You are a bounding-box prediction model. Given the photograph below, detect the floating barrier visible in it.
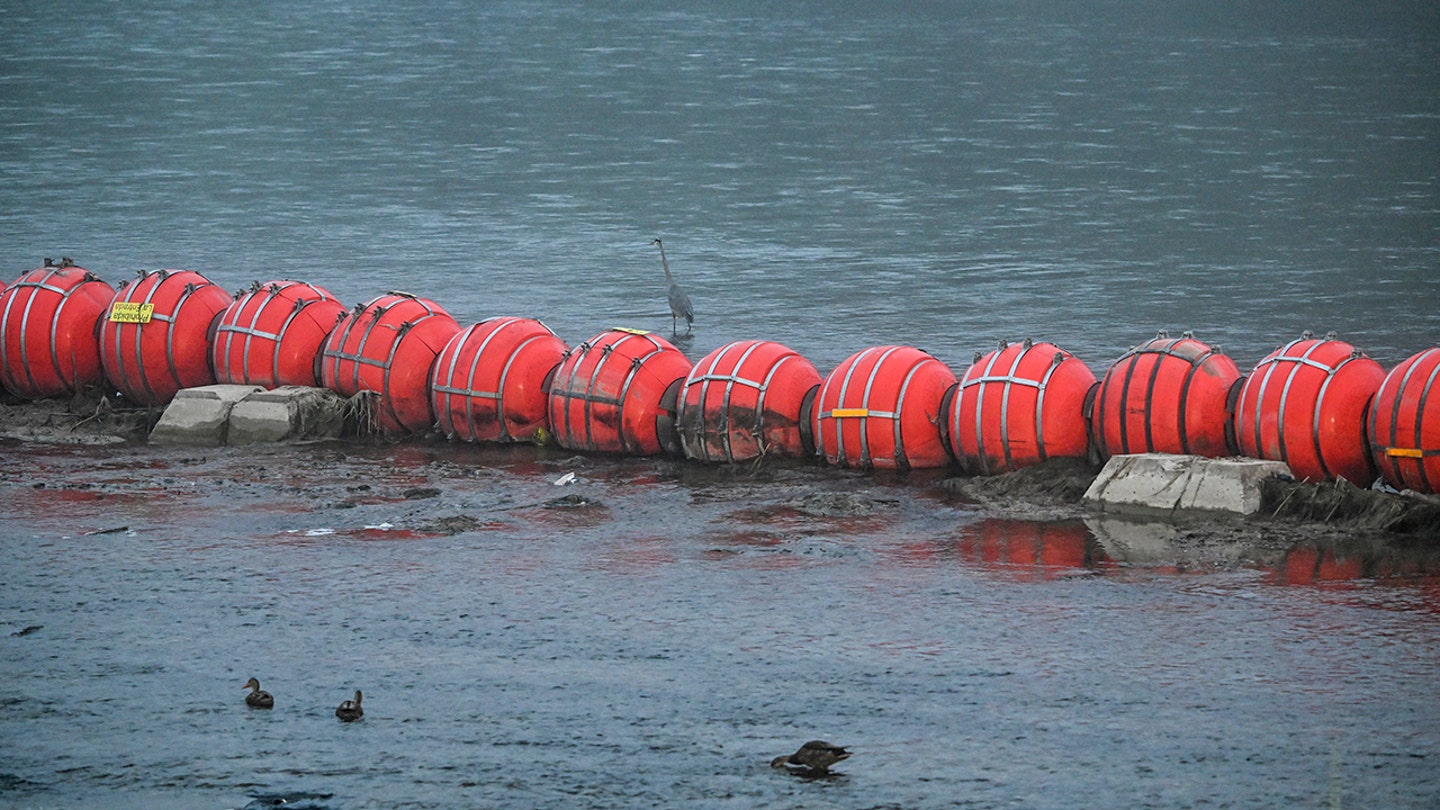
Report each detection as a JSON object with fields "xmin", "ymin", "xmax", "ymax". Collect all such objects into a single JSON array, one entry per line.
[
  {"xmin": 948, "ymin": 340, "xmax": 1097, "ymax": 474},
  {"xmin": 431, "ymin": 317, "xmax": 568, "ymax": 443},
  {"xmin": 675, "ymin": 339, "xmax": 821, "ymax": 463},
  {"xmin": 547, "ymin": 328, "xmax": 691, "ymax": 455},
  {"xmin": 1091, "ymin": 331, "xmax": 1242, "ymax": 459},
  {"xmin": 812, "ymin": 345, "xmax": 956, "ymax": 470},
  {"xmin": 1367, "ymin": 347, "xmax": 1440, "ymax": 494},
  {"xmin": 319, "ymin": 292, "xmax": 461, "ymax": 435},
  {"xmin": 212, "ymin": 280, "xmax": 347, "ymax": 388},
  {"xmin": 8, "ymin": 258, "xmax": 1439, "ymax": 496},
  {"xmin": 1233, "ymin": 333, "xmax": 1386, "ymax": 484},
  {"xmin": 99, "ymin": 269, "xmax": 233, "ymax": 406},
  {"xmin": 0, "ymin": 260, "xmax": 115, "ymax": 399}
]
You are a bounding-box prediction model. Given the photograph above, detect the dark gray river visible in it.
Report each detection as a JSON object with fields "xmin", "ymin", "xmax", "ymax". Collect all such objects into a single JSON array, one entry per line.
[{"xmin": 2, "ymin": 1, "xmax": 1439, "ymax": 807}]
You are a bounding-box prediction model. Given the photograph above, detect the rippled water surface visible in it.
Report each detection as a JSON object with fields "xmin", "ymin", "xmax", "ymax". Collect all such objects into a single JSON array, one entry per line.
[
  {"xmin": 1, "ymin": 441, "xmax": 1439, "ymax": 810},
  {"xmin": 2, "ymin": 1, "xmax": 1439, "ymax": 808}
]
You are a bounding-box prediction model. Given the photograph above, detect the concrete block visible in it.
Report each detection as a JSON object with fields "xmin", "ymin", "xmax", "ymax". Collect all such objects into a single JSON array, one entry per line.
[
  {"xmin": 228, "ymin": 386, "xmax": 348, "ymax": 444},
  {"xmin": 150, "ymin": 385, "xmax": 263, "ymax": 446},
  {"xmin": 1083, "ymin": 453, "xmax": 1293, "ymax": 517}
]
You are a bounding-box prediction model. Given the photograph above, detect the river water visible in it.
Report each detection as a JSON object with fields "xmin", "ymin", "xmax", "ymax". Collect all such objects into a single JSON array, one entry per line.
[{"xmin": 2, "ymin": 1, "xmax": 1439, "ymax": 808}]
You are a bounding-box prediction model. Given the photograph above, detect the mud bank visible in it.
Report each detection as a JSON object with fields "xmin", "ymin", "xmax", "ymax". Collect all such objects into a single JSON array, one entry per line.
[{"xmin": 4, "ymin": 391, "xmax": 1437, "ymax": 553}]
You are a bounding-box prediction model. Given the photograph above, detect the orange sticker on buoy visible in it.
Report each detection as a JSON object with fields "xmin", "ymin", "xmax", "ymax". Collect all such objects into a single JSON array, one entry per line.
[
  {"xmin": 108, "ymin": 302, "xmax": 155, "ymax": 324},
  {"xmin": 830, "ymin": 408, "xmax": 870, "ymax": 418},
  {"xmin": 1386, "ymin": 447, "xmax": 1425, "ymax": 459}
]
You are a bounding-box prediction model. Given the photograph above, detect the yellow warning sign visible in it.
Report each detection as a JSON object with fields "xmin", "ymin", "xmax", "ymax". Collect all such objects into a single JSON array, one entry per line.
[
  {"xmin": 613, "ymin": 327, "xmax": 651, "ymax": 335},
  {"xmin": 109, "ymin": 302, "xmax": 155, "ymax": 324}
]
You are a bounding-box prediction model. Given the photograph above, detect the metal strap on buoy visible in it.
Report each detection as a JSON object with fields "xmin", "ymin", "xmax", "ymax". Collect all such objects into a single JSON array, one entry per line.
[
  {"xmin": 549, "ymin": 330, "xmax": 671, "ymax": 453},
  {"xmin": 1370, "ymin": 347, "xmax": 1440, "ymax": 492},
  {"xmin": 215, "ymin": 281, "xmax": 331, "ymax": 383},
  {"xmin": 1, "ymin": 269, "xmax": 65, "ymax": 392},
  {"xmin": 959, "ymin": 340, "xmax": 1053, "ymax": 474},
  {"xmin": 817, "ymin": 345, "xmax": 938, "ymax": 470},
  {"xmin": 431, "ymin": 317, "xmax": 555, "ymax": 441},
  {"xmin": 321, "ymin": 293, "xmax": 450, "ymax": 430},
  {"xmin": 682, "ymin": 339, "xmax": 777, "ymax": 462},
  {"xmin": 1251, "ymin": 336, "xmax": 1361, "ymax": 481},
  {"xmin": 110, "ymin": 271, "xmax": 181, "ymax": 406},
  {"xmin": 1, "ymin": 267, "xmax": 107, "ymax": 395},
  {"xmin": 819, "ymin": 345, "xmax": 892, "ymax": 467},
  {"xmin": 1100, "ymin": 331, "xmax": 1226, "ymax": 455}
]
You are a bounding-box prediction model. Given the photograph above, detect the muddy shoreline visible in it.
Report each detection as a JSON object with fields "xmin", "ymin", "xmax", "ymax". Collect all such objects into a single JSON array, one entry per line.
[{"xmin": 4, "ymin": 390, "xmax": 1437, "ymax": 558}]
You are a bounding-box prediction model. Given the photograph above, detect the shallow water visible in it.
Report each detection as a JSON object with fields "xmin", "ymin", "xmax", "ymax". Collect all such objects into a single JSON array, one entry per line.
[
  {"xmin": 3, "ymin": 1, "xmax": 1440, "ymax": 807},
  {"xmin": 2, "ymin": 440, "xmax": 1439, "ymax": 809}
]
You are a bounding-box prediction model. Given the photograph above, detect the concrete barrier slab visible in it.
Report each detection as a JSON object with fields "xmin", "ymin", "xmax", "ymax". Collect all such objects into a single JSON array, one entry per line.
[
  {"xmin": 150, "ymin": 384, "xmax": 264, "ymax": 446},
  {"xmin": 228, "ymin": 386, "xmax": 348, "ymax": 444},
  {"xmin": 1083, "ymin": 453, "xmax": 1293, "ymax": 517}
]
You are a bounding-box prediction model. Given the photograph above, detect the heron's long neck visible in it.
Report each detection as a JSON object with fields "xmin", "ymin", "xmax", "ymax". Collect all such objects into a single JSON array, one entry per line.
[{"xmin": 658, "ymin": 246, "xmax": 674, "ymax": 283}]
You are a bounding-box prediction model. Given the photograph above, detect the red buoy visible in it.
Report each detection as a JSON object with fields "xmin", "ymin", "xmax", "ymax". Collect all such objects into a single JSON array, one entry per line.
[
  {"xmin": 547, "ymin": 328, "xmax": 691, "ymax": 455},
  {"xmin": 811, "ymin": 345, "xmax": 957, "ymax": 470},
  {"xmin": 98, "ymin": 269, "xmax": 233, "ymax": 406},
  {"xmin": 212, "ymin": 280, "xmax": 347, "ymax": 388},
  {"xmin": 0, "ymin": 260, "xmax": 115, "ymax": 399},
  {"xmin": 319, "ymin": 292, "xmax": 461, "ymax": 435},
  {"xmin": 430, "ymin": 317, "xmax": 568, "ymax": 443},
  {"xmin": 676, "ymin": 340, "xmax": 822, "ymax": 463},
  {"xmin": 1233, "ymin": 334, "xmax": 1385, "ymax": 484},
  {"xmin": 948, "ymin": 340, "xmax": 1098, "ymax": 474},
  {"xmin": 1367, "ymin": 347, "xmax": 1440, "ymax": 494},
  {"xmin": 1091, "ymin": 331, "xmax": 1242, "ymax": 459}
]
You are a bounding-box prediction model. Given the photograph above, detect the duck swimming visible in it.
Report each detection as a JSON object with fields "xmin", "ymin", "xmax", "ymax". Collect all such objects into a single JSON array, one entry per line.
[
  {"xmin": 335, "ymin": 690, "xmax": 363, "ymax": 722},
  {"xmin": 242, "ymin": 677, "xmax": 274, "ymax": 709},
  {"xmin": 771, "ymin": 740, "xmax": 851, "ymax": 776}
]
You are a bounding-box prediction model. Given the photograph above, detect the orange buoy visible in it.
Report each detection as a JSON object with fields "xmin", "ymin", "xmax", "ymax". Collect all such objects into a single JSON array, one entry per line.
[
  {"xmin": 546, "ymin": 328, "xmax": 691, "ymax": 455},
  {"xmin": 811, "ymin": 345, "xmax": 956, "ymax": 470},
  {"xmin": 212, "ymin": 280, "xmax": 347, "ymax": 388},
  {"xmin": 948, "ymin": 339, "xmax": 1098, "ymax": 474},
  {"xmin": 676, "ymin": 339, "xmax": 822, "ymax": 463},
  {"xmin": 98, "ymin": 269, "xmax": 233, "ymax": 406},
  {"xmin": 1091, "ymin": 331, "xmax": 1242, "ymax": 459},
  {"xmin": 1367, "ymin": 347, "xmax": 1440, "ymax": 493},
  {"xmin": 1233, "ymin": 333, "xmax": 1385, "ymax": 484},
  {"xmin": 319, "ymin": 292, "xmax": 461, "ymax": 435},
  {"xmin": 430, "ymin": 317, "xmax": 568, "ymax": 443},
  {"xmin": 0, "ymin": 260, "xmax": 115, "ymax": 399}
]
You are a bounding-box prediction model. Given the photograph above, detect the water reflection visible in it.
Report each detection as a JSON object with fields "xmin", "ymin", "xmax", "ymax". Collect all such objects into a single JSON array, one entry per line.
[
  {"xmin": 879, "ymin": 513, "xmax": 1440, "ymax": 592},
  {"xmin": 894, "ymin": 519, "xmax": 1112, "ymax": 580},
  {"xmin": 1277, "ymin": 539, "xmax": 1440, "ymax": 592}
]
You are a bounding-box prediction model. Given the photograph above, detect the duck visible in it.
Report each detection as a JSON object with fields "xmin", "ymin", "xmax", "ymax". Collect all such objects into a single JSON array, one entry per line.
[
  {"xmin": 771, "ymin": 740, "xmax": 851, "ymax": 776},
  {"xmin": 335, "ymin": 690, "xmax": 363, "ymax": 722},
  {"xmin": 242, "ymin": 677, "xmax": 274, "ymax": 709}
]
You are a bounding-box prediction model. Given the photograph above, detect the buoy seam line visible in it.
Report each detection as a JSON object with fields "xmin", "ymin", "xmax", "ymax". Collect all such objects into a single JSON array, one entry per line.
[
  {"xmin": 430, "ymin": 384, "xmax": 502, "ymax": 399},
  {"xmin": 686, "ymin": 372, "xmax": 768, "ymax": 389},
  {"xmin": 322, "ymin": 349, "xmax": 391, "ymax": 368},
  {"xmin": 960, "ymin": 373, "xmax": 1045, "ymax": 389},
  {"xmin": 9, "ymin": 279, "xmax": 71, "ymax": 295},
  {"xmin": 216, "ymin": 324, "xmax": 282, "ymax": 341}
]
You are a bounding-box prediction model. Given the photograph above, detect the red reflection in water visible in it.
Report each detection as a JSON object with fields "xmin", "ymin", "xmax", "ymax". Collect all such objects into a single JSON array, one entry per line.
[
  {"xmin": 957, "ymin": 519, "xmax": 1111, "ymax": 578},
  {"xmin": 893, "ymin": 519, "xmax": 1112, "ymax": 579},
  {"xmin": 1273, "ymin": 541, "xmax": 1440, "ymax": 587}
]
